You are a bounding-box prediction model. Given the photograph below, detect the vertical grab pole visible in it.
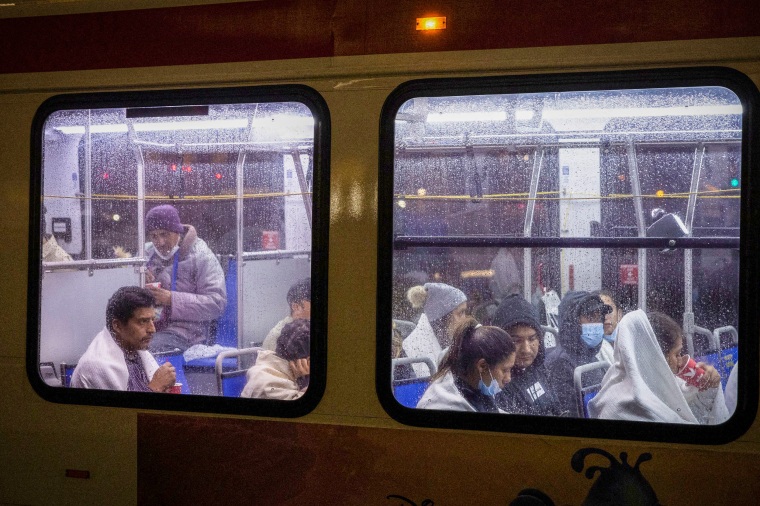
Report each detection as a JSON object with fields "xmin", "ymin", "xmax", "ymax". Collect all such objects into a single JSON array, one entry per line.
[
  {"xmin": 523, "ymin": 147, "xmax": 544, "ymax": 302},
  {"xmin": 234, "ymin": 110, "xmax": 256, "ymax": 348},
  {"xmin": 626, "ymin": 138, "xmax": 647, "ymax": 311},
  {"xmin": 84, "ymin": 112, "xmax": 93, "ymax": 262},
  {"xmin": 291, "ymin": 148, "xmax": 313, "ymax": 229},
  {"xmin": 683, "ymin": 143, "xmax": 705, "ymax": 353},
  {"xmin": 128, "ymin": 121, "xmax": 146, "ymax": 285}
]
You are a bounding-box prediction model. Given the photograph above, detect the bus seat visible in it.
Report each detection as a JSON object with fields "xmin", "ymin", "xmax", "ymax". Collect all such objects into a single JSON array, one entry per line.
[
  {"xmin": 694, "ymin": 326, "xmax": 738, "ymax": 390},
  {"xmin": 215, "ymin": 347, "xmax": 260, "ymax": 397},
  {"xmin": 573, "ymin": 361, "xmax": 610, "ymax": 418},
  {"xmin": 153, "ymin": 348, "xmax": 190, "ymax": 394},
  {"xmin": 183, "ymin": 257, "xmax": 239, "ymax": 393},
  {"xmin": 39, "ymin": 362, "xmax": 59, "ymax": 387},
  {"xmin": 392, "ymin": 357, "xmax": 436, "ymax": 408},
  {"xmin": 212, "ymin": 256, "xmax": 238, "ymax": 348},
  {"xmin": 60, "ymin": 362, "xmax": 77, "ymax": 387},
  {"xmin": 393, "ymin": 378, "xmax": 431, "ymax": 409}
]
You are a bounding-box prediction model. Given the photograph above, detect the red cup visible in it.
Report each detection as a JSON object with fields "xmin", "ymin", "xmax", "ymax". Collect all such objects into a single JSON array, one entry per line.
[
  {"xmin": 676, "ymin": 355, "xmax": 706, "ymax": 387},
  {"xmin": 169, "ymin": 383, "xmax": 182, "ymax": 394}
]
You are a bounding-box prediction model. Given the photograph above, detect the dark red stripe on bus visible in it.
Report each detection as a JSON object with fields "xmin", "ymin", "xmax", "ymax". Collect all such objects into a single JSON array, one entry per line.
[{"xmin": 1, "ymin": 0, "xmax": 758, "ymax": 74}]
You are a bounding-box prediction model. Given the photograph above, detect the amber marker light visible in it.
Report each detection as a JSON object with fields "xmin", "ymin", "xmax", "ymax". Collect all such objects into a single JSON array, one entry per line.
[{"xmin": 416, "ymin": 17, "xmax": 446, "ymax": 31}]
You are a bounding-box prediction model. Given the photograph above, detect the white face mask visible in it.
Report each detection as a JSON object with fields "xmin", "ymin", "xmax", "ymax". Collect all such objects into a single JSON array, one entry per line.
[{"xmin": 154, "ymin": 244, "xmax": 179, "ymax": 260}]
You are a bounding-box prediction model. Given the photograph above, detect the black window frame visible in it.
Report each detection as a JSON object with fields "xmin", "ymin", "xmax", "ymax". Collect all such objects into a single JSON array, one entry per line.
[
  {"xmin": 27, "ymin": 84, "xmax": 330, "ymax": 418},
  {"xmin": 376, "ymin": 67, "xmax": 760, "ymax": 444}
]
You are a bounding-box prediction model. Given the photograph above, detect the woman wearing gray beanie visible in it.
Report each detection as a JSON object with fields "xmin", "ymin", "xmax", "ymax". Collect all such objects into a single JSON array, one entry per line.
[{"xmin": 401, "ymin": 282, "xmax": 468, "ymax": 377}]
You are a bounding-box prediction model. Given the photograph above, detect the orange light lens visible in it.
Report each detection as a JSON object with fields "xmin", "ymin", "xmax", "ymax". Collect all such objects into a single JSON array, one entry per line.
[{"xmin": 416, "ymin": 17, "xmax": 446, "ymax": 31}]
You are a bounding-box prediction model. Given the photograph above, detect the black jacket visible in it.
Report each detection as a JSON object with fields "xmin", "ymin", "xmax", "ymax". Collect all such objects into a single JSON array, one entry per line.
[
  {"xmin": 492, "ymin": 295, "xmax": 563, "ymax": 416},
  {"xmin": 545, "ymin": 291, "xmax": 606, "ymax": 417}
]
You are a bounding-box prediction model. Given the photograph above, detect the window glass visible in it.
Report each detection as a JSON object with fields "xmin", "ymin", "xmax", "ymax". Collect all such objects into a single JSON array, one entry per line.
[
  {"xmin": 33, "ymin": 88, "xmax": 327, "ymax": 416},
  {"xmin": 381, "ymin": 73, "xmax": 756, "ymax": 440}
]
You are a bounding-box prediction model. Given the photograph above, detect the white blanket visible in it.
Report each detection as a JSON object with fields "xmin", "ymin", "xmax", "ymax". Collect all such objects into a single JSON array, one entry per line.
[
  {"xmin": 401, "ymin": 314, "xmax": 442, "ymax": 377},
  {"xmin": 70, "ymin": 327, "xmax": 159, "ymax": 391},
  {"xmin": 588, "ymin": 310, "xmax": 728, "ymax": 425}
]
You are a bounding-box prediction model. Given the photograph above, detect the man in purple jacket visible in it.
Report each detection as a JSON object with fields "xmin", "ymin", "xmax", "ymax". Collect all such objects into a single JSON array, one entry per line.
[{"xmin": 144, "ymin": 205, "xmax": 227, "ymax": 353}]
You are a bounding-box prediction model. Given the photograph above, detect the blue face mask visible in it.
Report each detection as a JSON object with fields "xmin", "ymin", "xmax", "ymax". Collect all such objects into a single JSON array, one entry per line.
[
  {"xmin": 603, "ymin": 326, "xmax": 618, "ymax": 344},
  {"xmin": 581, "ymin": 323, "xmax": 604, "ymax": 348},
  {"xmin": 478, "ymin": 368, "xmax": 502, "ymax": 397}
]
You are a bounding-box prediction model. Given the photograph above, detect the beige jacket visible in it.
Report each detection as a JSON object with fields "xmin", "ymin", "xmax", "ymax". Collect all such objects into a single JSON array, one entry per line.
[{"xmin": 240, "ymin": 350, "xmax": 304, "ymax": 400}]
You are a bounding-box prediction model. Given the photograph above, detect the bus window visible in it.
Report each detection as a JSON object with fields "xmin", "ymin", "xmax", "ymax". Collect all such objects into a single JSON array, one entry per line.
[
  {"xmin": 378, "ymin": 69, "xmax": 759, "ymax": 442},
  {"xmin": 30, "ymin": 86, "xmax": 329, "ymax": 417}
]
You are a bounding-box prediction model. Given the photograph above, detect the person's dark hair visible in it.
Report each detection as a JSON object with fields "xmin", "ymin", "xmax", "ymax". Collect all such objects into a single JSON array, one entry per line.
[
  {"xmin": 577, "ymin": 294, "xmax": 612, "ymax": 321},
  {"xmin": 276, "ymin": 318, "xmax": 310, "ymax": 361},
  {"xmin": 435, "ymin": 317, "xmax": 515, "ymax": 380},
  {"xmin": 594, "ymin": 289, "xmax": 621, "ymax": 312},
  {"xmin": 287, "ymin": 278, "xmax": 311, "ymax": 306},
  {"xmin": 647, "ymin": 311, "xmax": 683, "ymax": 356},
  {"xmin": 106, "ymin": 286, "xmax": 155, "ymax": 332}
]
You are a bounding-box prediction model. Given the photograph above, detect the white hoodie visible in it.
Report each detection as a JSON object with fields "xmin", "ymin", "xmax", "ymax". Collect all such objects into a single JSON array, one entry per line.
[{"xmin": 588, "ymin": 310, "xmax": 729, "ymax": 425}]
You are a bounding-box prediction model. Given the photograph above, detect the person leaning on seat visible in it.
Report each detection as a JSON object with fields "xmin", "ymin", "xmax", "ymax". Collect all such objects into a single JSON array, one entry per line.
[
  {"xmin": 261, "ymin": 277, "xmax": 311, "ymax": 351},
  {"xmin": 70, "ymin": 286, "xmax": 176, "ymax": 392},
  {"xmin": 143, "ymin": 204, "xmax": 226, "ymax": 353},
  {"xmin": 241, "ymin": 318, "xmax": 311, "ymax": 400}
]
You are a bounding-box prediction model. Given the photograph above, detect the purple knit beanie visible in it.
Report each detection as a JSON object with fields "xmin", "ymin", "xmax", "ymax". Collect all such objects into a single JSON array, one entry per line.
[{"xmin": 145, "ymin": 205, "xmax": 184, "ymax": 234}]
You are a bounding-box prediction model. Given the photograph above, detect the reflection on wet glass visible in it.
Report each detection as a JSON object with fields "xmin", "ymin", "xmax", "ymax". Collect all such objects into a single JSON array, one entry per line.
[
  {"xmin": 39, "ymin": 101, "xmax": 315, "ymax": 400},
  {"xmin": 390, "ymin": 86, "xmax": 741, "ymax": 423}
]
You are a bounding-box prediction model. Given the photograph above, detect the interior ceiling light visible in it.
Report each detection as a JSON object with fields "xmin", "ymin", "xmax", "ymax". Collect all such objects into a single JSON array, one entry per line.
[
  {"xmin": 55, "ymin": 118, "xmax": 254, "ymax": 135},
  {"xmin": 426, "ymin": 111, "xmax": 507, "ymax": 123},
  {"xmin": 515, "ymin": 110, "xmax": 535, "ymax": 121},
  {"xmin": 543, "ymin": 104, "xmax": 742, "ymax": 120}
]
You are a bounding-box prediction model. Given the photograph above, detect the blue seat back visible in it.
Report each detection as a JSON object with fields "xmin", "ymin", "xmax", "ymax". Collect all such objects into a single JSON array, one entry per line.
[
  {"xmin": 214, "ymin": 257, "xmax": 238, "ymax": 348},
  {"xmin": 582, "ymin": 390, "xmax": 599, "ymax": 418},
  {"xmin": 60, "ymin": 363, "xmax": 76, "ymax": 387},
  {"xmin": 393, "ymin": 379, "xmax": 429, "ymax": 408},
  {"xmin": 221, "ymin": 370, "xmax": 248, "ymax": 397},
  {"xmin": 154, "ymin": 350, "xmax": 190, "ymax": 394},
  {"xmin": 695, "ymin": 346, "xmax": 738, "ymax": 391}
]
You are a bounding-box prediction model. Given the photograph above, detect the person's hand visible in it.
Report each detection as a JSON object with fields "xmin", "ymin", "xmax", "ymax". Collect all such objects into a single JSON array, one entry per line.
[
  {"xmin": 289, "ymin": 358, "xmax": 310, "ymax": 379},
  {"xmin": 144, "ymin": 269, "xmax": 155, "ymax": 283},
  {"xmin": 149, "ymin": 362, "xmax": 176, "ymax": 393},
  {"xmin": 148, "ymin": 285, "xmax": 172, "ymax": 306},
  {"xmin": 696, "ymin": 362, "xmax": 721, "ymax": 391}
]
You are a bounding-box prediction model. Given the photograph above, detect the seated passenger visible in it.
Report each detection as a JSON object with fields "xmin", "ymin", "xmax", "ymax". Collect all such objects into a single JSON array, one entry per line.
[
  {"xmin": 70, "ymin": 286, "xmax": 176, "ymax": 392},
  {"xmin": 417, "ymin": 318, "xmax": 516, "ymax": 413},
  {"xmin": 402, "ymin": 283, "xmax": 468, "ymax": 376},
  {"xmin": 143, "ymin": 205, "xmax": 227, "ymax": 353},
  {"xmin": 589, "ymin": 310, "xmax": 728, "ymax": 424},
  {"xmin": 593, "ymin": 289, "xmax": 624, "ymax": 365},
  {"xmin": 492, "ymin": 294, "xmax": 562, "ymax": 416},
  {"xmin": 261, "ymin": 278, "xmax": 310, "ymax": 351},
  {"xmin": 545, "ymin": 291, "xmax": 611, "ymax": 417},
  {"xmin": 241, "ymin": 319, "xmax": 310, "ymax": 400}
]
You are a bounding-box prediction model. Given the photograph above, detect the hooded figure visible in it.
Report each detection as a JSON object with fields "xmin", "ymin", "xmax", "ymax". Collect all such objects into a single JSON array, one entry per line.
[
  {"xmin": 588, "ymin": 310, "xmax": 729, "ymax": 424},
  {"xmin": 402, "ymin": 283, "xmax": 467, "ymax": 377},
  {"xmin": 492, "ymin": 294, "xmax": 562, "ymax": 416},
  {"xmin": 545, "ymin": 291, "xmax": 611, "ymax": 417}
]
